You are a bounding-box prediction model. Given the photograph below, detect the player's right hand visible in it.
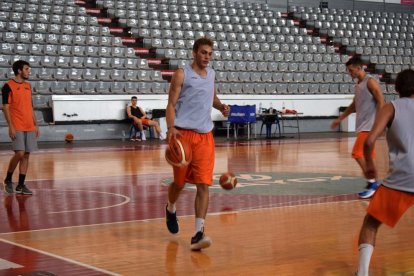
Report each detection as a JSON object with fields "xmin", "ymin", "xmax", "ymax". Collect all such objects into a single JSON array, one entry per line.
[{"xmin": 167, "ymin": 127, "xmax": 182, "ymax": 143}]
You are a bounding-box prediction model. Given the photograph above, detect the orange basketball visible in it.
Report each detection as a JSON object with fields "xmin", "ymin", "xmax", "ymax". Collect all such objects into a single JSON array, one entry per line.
[
  {"xmin": 219, "ymin": 172, "xmax": 237, "ymax": 190},
  {"xmin": 165, "ymin": 139, "xmax": 192, "ymax": 167},
  {"xmin": 65, "ymin": 133, "xmax": 74, "ymax": 143}
]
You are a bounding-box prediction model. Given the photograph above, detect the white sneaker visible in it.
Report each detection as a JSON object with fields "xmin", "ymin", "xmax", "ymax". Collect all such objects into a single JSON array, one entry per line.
[
  {"xmin": 190, "ymin": 230, "xmax": 212, "ymax": 251},
  {"xmin": 159, "ymin": 133, "xmax": 166, "ymax": 140},
  {"xmin": 141, "ymin": 132, "xmax": 146, "ymax": 141}
]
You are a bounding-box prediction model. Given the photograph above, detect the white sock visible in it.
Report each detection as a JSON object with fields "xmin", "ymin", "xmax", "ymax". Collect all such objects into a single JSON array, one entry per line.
[
  {"xmin": 367, "ymin": 179, "xmax": 376, "ymax": 183},
  {"xmin": 167, "ymin": 201, "xmax": 176, "ymax": 213},
  {"xmin": 357, "ymin": 243, "xmax": 374, "ymax": 276},
  {"xmin": 195, "ymin": 218, "xmax": 204, "ymax": 234}
]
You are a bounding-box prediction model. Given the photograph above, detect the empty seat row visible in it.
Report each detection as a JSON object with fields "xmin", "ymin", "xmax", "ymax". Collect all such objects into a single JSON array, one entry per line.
[
  {"xmin": 338, "ymin": 38, "xmax": 413, "ymax": 48},
  {"xmin": 321, "ymin": 29, "xmax": 414, "ymax": 41},
  {"xmin": 123, "ymin": 17, "xmax": 295, "ymax": 32},
  {"xmin": 99, "ymin": 0, "xmax": 269, "ymax": 13},
  {"xmin": 302, "ymin": 13, "xmax": 414, "ymax": 26},
  {"xmin": 316, "ymin": 20, "xmax": 414, "ymax": 33},
  {"xmin": 1, "ymin": 21, "xmax": 110, "ymax": 36},
  {"xmin": 216, "ymin": 71, "xmax": 353, "ymax": 84},
  {"xmin": 111, "ymin": 7, "xmax": 278, "ymax": 21},
  {"xmin": 290, "ymin": 5, "xmax": 414, "ymax": 20},
  {"xmin": 1, "ymin": 32, "xmax": 122, "ymax": 47},
  {"xmin": 370, "ymin": 55, "xmax": 414, "ymax": 66},
  {"xmin": 31, "ymin": 80, "xmax": 169, "ymax": 95},
  {"xmin": 210, "ymin": 60, "xmax": 348, "ymax": 73},
  {"xmin": 1, "ymin": 2, "xmax": 84, "ymax": 14},
  {"xmin": 212, "ymin": 51, "xmax": 340, "ymax": 62},
  {"xmin": 352, "ymin": 47, "xmax": 413, "ymax": 58},
  {"xmin": 376, "ymin": 64, "xmax": 414, "ymax": 74},
  {"xmin": 139, "ymin": 33, "xmax": 321, "ymax": 50},
  {"xmin": 148, "ymin": 38, "xmax": 326, "ymax": 54},
  {"xmin": 1, "ymin": 43, "xmax": 136, "ymax": 58},
  {"xmin": 367, "ymin": 54, "xmax": 413, "ymax": 65},
  {"xmin": 0, "ymin": 55, "xmax": 149, "ymax": 70},
  {"xmin": 216, "ymin": 82, "xmax": 354, "ymax": 95},
  {"xmin": 115, "ymin": 10, "xmax": 285, "ymax": 25},
  {"xmin": 0, "ymin": 12, "xmax": 99, "ymax": 26},
  {"xmin": 150, "ymin": 39, "xmax": 331, "ymax": 54},
  {"xmin": 130, "ymin": 26, "xmax": 307, "ymax": 40},
  {"xmin": 0, "ymin": 68, "xmax": 161, "ymax": 82}
]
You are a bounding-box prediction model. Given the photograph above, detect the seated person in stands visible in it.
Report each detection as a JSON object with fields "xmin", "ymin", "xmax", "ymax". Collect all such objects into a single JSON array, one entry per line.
[{"xmin": 126, "ymin": 96, "xmax": 165, "ymax": 141}]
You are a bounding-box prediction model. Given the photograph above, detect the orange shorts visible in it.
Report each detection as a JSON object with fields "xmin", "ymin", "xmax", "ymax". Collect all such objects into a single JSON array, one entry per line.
[
  {"xmin": 352, "ymin": 131, "xmax": 376, "ymax": 159},
  {"xmin": 173, "ymin": 129, "xmax": 215, "ymax": 186},
  {"xmin": 367, "ymin": 185, "xmax": 414, "ymax": 227},
  {"xmin": 134, "ymin": 118, "xmax": 150, "ymax": 126}
]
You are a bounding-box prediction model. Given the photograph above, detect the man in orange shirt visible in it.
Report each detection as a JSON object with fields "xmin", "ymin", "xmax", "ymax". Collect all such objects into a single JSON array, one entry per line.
[{"xmin": 2, "ymin": 60, "xmax": 38, "ymax": 195}]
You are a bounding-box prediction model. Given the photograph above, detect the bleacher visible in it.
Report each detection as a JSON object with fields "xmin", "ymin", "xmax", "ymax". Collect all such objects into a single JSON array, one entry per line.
[
  {"xmin": 0, "ymin": 0, "xmax": 169, "ymax": 98},
  {"xmin": 0, "ymin": 0, "xmax": 413, "ymax": 140},
  {"xmin": 96, "ymin": 0, "xmax": 358, "ymax": 95},
  {"xmin": 1, "ymin": 0, "xmax": 412, "ymax": 97},
  {"xmin": 290, "ymin": 5, "xmax": 414, "ymax": 88}
]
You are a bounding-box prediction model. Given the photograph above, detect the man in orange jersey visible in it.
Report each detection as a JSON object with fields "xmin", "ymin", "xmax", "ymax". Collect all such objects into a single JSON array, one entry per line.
[{"xmin": 2, "ymin": 60, "xmax": 38, "ymax": 195}]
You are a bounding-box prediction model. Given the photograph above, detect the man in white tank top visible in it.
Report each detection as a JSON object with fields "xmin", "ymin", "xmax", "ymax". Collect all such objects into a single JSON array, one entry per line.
[
  {"xmin": 164, "ymin": 37, "xmax": 230, "ymax": 251},
  {"xmin": 355, "ymin": 70, "xmax": 414, "ymax": 275},
  {"xmin": 331, "ymin": 56, "xmax": 385, "ymax": 198}
]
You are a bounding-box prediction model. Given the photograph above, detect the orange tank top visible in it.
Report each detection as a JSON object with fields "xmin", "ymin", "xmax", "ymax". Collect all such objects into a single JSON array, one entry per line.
[{"xmin": 3, "ymin": 79, "xmax": 35, "ymax": 131}]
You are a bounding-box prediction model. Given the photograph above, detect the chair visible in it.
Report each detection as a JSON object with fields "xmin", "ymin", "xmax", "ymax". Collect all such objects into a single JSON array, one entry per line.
[
  {"xmin": 125, "ymin": 82, "xmax": 139, "ymax": 94},
  {"xmin": 67, "ymin": 81, "xmax": 82, "ymax": 94},
  {"xmin": 81, "ymin": 82, "xmax": 97, "ymax": 94},
  {"xmin": 32, "ymin": 81, "xmax": 51, "ymax": 95},
  {"xmin": 110, "ymin": 82, "xmax": 125, "ymax": 94},
  {"xmin": 259, "ymin": 109, "xmax": 281, "ymax": 138},
  {"xmin": 129, "ymin": 123, "xmax": 154, "ymax": 140},
  {"xmin": 97, "ymin": 82, "xmax": 110, "ymax": 94},
  {"xmin": 51, "ymin": 81, "xmax": 67, "ymax": 94}
]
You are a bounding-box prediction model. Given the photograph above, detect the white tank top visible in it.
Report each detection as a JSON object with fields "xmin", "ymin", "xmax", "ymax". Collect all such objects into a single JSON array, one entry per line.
[
  {"xmin": 354, "ymin": 75, "xmax": 377, "ymax": 132},
  {"xmin": 174, "ymin": 64, "xmax": 215, "ymax": 133},
  {"xmin": 383, "ymin": 98, "xmax": 414, "ymax": 193}
]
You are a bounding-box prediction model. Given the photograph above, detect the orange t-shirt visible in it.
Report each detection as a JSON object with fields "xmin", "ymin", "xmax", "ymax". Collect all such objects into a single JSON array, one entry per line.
[{"xmin": 1, "ymin": 79, "xmax": 36, "ymax": 131}]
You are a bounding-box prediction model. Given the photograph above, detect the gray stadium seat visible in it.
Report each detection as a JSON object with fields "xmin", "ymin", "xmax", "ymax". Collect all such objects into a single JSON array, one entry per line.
[{"xmin": 51, "ymin": 81, "xmax": 66, "ymax": 94}]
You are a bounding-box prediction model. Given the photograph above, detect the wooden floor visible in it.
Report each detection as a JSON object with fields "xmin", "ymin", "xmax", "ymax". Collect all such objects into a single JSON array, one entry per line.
[{"xmin": 1, "ymin": 134, "xmax": 414, "ymax": 276}]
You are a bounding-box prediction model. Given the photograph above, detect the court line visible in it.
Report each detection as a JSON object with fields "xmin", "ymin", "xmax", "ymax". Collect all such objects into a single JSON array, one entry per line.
[
  {"xmin": 21, "ymin": 171, "xmax": 172, "ymax": 183},
  {"xmin": 45, "ymin": 189, "xmax": 131, "ymax": 214},
  {"xmin": 0, "ymin": 238, "xmax": 121, "ymax": 276},
  {"xmin": 0, "ymin": 195, "xmax": 362, "ymax": 236},
  {"xmin": 0, "ymin": 136, "xmax": 372, "ymax": 155}
]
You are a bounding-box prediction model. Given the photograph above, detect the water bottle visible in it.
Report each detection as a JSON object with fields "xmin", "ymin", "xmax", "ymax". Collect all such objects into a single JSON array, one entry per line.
[
  {"xmin": 269, "ymin": 102, "xmax": 274, "ymax": 113},
  {"xmin": 282, "ymin": 102, "xmax": 286, "ymax": 113},
  {"xmin": 258, "ymin": 102, "xmax": 262, "ymax": 114}
]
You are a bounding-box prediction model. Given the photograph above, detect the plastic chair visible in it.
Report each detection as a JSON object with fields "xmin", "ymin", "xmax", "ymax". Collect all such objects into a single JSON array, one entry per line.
[
  {"xmin": 259, "ymin": 109, "xmax": 281, "ymax": 138},
  {"xmin": 129, "ymin": 123, "xmax": 154, "ymax": 140}
]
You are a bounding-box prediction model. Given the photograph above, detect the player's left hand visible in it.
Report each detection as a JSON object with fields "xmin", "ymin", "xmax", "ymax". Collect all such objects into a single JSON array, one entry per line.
[
  {"xmin": 35, "ymin": 126, "xmax": 40, "ymax": 139},
  {"xmin": 364, "ymin": 160, "xmax": 377, "ymax": 179}
]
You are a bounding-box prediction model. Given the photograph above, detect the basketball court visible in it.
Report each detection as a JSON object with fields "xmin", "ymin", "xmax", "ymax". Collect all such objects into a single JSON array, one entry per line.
[{"xmin": 1, "ymin": 134, "xmax": 414, "ymax": 276}]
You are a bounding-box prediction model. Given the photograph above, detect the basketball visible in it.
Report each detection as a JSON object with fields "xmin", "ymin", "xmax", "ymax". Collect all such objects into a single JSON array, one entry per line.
[
  {"xmin": 219, "ymin": 172, "xmax": 237, "ymax": 190},
  {"xmin": 165, "ymin": 139, "xmax": 192, "ymax": 167},
  {"xmin": 65, "ymin": 133, "xmax": 74, "ymax": 143}
]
